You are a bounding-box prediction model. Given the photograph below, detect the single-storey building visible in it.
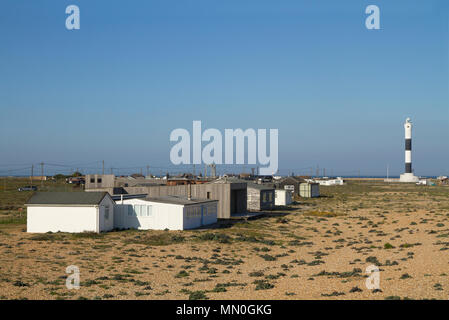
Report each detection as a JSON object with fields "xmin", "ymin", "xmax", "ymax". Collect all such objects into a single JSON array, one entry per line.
[
  {"xmin": 120, "ymin": 181, "xmax": 246, "ymax": 219},
  {"xmin": 247, "ymin": 183, "xmax": 275, "ymax": 211},
  {"xmin": 299, "ymin": 182, "xmax": 320, "ymax": 198},
  {"xmin": 26, "ymin": 192, "xmax": 114, "ymax": 233},
  {"xmin": 274, "ymin": 177, "xmax": 304, "ymax": 196},
  {"xmin": 313, "ymin": 177, "xmax": 344, "ymax": 186},
  {"xmin": 275, "ymin": 189, "xmax": 292, "ymax": 206},
  {"xmin": 86, "ymin": 175, "xmax": 247, "ymax": 219},
  {"xmin": 114, "ymin": 196, "xmax": 218, "ymax": 230}
]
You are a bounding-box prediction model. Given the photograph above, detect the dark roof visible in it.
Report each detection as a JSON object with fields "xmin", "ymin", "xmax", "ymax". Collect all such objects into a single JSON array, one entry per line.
[
  {"xmin": 144, "ymin": 195, "xmax": 218, "ymax": 206},
  {"xmin": 27, "ymin": 192, "xmax": 109, "ymax": 206}
]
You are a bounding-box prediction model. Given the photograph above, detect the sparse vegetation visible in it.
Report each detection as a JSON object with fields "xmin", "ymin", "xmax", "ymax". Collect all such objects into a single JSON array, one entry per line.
[{"xmin": 0, "ymin": 179, "xmax": 448, "ymax": 299}]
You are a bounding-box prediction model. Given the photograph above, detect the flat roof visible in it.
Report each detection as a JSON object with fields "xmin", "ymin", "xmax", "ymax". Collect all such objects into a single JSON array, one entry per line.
[
  {"xmin": 247, "ymin": 183, "xmax": 275, "ymax": 191},
  {"xmin": 143, "ymin": 195, "xmax": 218, "ymax": 206},
  {"xmin": 26, "ymin": 192, "xmax": 108, "ymax": 206},
  {"xmin": 211, "ymin": 177, "xmax": 247, "ymax": 184},
  {"xmin": 111, "ymin": 194, "xmax": 147, "ymax": 201}
]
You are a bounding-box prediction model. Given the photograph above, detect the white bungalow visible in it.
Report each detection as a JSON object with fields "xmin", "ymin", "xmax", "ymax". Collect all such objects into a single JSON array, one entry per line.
[
  {"xmin": 114, "ymin": 196, "xmax": 218, "ymax": 230},
  {"xmin": 26, "ymin": 192, "xmax": 114, "ymax": 233}
]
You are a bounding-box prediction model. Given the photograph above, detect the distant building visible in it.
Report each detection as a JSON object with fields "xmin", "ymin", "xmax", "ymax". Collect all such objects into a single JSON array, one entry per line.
[
  {"xmin": 274, "ymin": 177, "xmax": 304, "ymax": 195},
  {"xmin": 275, "ymin": 189, "xmax": 292, "ymax": 206},
  {"xmin": 66, "ymin": 176, "xmax": 85, "ymax": 185},
  {"xmin": 311, "ymin": 177, "xmax": 344, "ymax": 186},
  {"xmin": 85, "ymin": 174, "xmax": 165, "ymax": 193},
  {"xmin": 166, "ymin": 178, "xmax": 210, "ymax": 186},
  {"xmin": 26, "ymin": 192, "xmax": 114, "ymax": 233},
  {"xmin": 437, "ymin": 176, "xmax": 448, "ymax": 186},
  {"xmin": 114, "ymin": 196, "xmax": 218, "ymax": 230},
  {"xmin": 299, "ymin": 182, "xmax": 320, "ymax": 198},
  {"xmin": 31, "ymin": 176, "xmax": 47, "ymax": 181},
  {"xmin": 247, "ymin": 183, "xmax": 275, "ymax": 211},
  {"xmin": 85, "ymin": 174, "xmax": 115, "ymax": 190}
]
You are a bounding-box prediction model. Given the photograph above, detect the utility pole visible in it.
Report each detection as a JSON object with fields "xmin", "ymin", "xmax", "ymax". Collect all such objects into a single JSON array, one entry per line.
[
  {"xmin": 323, "ymin": 168, "xmax": 326, "ymax": 177},
  {"xmin": 316, "ymin": 165, "xmax": 319, "ymax": 178},
  {"xmin": 102, "ymin": 160, "xmax": 105, "ymax": 175},
  {"xmin": 40, "ymin": 162, "xmax": 44, "ymax": 187},
  {"xmin": 30, "ymin": 165, "xmax": 34, "ymax": 186},
  {"xmin": 146, "ymin": 165, "xmax": 150, "ymax": 177}
]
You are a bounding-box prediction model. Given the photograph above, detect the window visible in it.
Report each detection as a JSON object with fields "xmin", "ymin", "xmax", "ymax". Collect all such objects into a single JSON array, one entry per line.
[
  {"xmin": 206, "ymin": 205, "xmax": 216, "ymax": 216},
  {"xmin": 268, "ymin": 193, "xmax": 273, "ymax": 202},
  {"xmin": 90, "ymin": 178, "xmax": 95, "ymax": 183},
  {"xmin": 129, "ymin": 204, "xmax": 152, "ymax": 217},
  {"xmin": 97, "ymin": 178, "xmax": 102, "ymax": 183},
  {"xmin": 192, "ymin": 207, "xmax": 200, "ymax": 217},
  {"xmin": 186, "ymin": 207, "xmax": 194, "ymax": 218},
  {"xmin": 207, "ymin": 192, "xmax": 211, "ymax": 199},
  {"xmin": 104, "ymin": 206, "xmax": 110, "ymax": 220}
]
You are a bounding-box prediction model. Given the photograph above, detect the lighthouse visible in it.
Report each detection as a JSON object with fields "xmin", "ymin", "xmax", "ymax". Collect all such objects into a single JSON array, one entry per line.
[{"xmin": 399, "ymin": 117, "xmax": 419, "ymax": 182}]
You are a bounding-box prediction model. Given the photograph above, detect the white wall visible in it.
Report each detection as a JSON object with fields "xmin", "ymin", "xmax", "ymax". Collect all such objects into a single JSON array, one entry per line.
[
  {"xmin": 115, "ymin": 198, "xmax": 218, "ymax": 230},
  {"xmin": 27, "ymin": 206, "xmax": 98, "ymax": 233},
  {"xmin": 275, "ymin": 190, "xmax": 292, "ymax": 206},
  {"xmin": 115, "ymin": 198, "xmax": 184, "ymax": 230},
  {"xmin": 98, "ymin": 196, "xmax": 115, "ymax": 232}
]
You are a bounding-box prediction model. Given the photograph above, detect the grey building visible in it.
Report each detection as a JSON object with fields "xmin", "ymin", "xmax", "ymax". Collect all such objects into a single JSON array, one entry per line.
[
  {"xmin": 247, "ymin": 183, "xmax": 275, "ymax": 211},
  {"xmin": 124, "ymin": 183, "xmax": 246, "ymax": 219},
  {"xmin": 274, "ymin": 176, "xmax": 304, "ymax": 195},
  {"xmin": 85, "ymin": 174, "xmax": 165, "ymax": 194},
  {"xmin": 86, "ymin": 175, "xmax": 248, "ymax": 219},
  {"xmin": 86, "ymin": 174, "xmax": 115, "ymax": 190}
]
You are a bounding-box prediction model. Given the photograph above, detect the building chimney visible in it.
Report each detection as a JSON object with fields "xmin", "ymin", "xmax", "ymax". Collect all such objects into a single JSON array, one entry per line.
[{"xmin": 188, "ymin": 183, "xmax": 192, "ymax": 200}]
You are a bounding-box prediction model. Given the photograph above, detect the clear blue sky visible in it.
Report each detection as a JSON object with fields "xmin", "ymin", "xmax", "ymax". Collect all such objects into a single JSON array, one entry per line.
[{"xmin": 0, "ymin": 0, "xmax": 448, "ymax": 176}]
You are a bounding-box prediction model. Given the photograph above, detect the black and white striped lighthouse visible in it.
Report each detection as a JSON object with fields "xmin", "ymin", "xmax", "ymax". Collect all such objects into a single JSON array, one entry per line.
[
  {"xmin": 400, "ymin": 117, "xmax": 419, "ymax": 182},
  {"xmin": 404, "ymin": 118, "xmax": 412, "ymax": 173}
]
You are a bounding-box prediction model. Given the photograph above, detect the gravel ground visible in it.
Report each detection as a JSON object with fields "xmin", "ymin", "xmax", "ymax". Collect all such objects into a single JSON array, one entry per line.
[{"xmin": 0, "ymin": 181, "xmax": 448, "ymax": 300}]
